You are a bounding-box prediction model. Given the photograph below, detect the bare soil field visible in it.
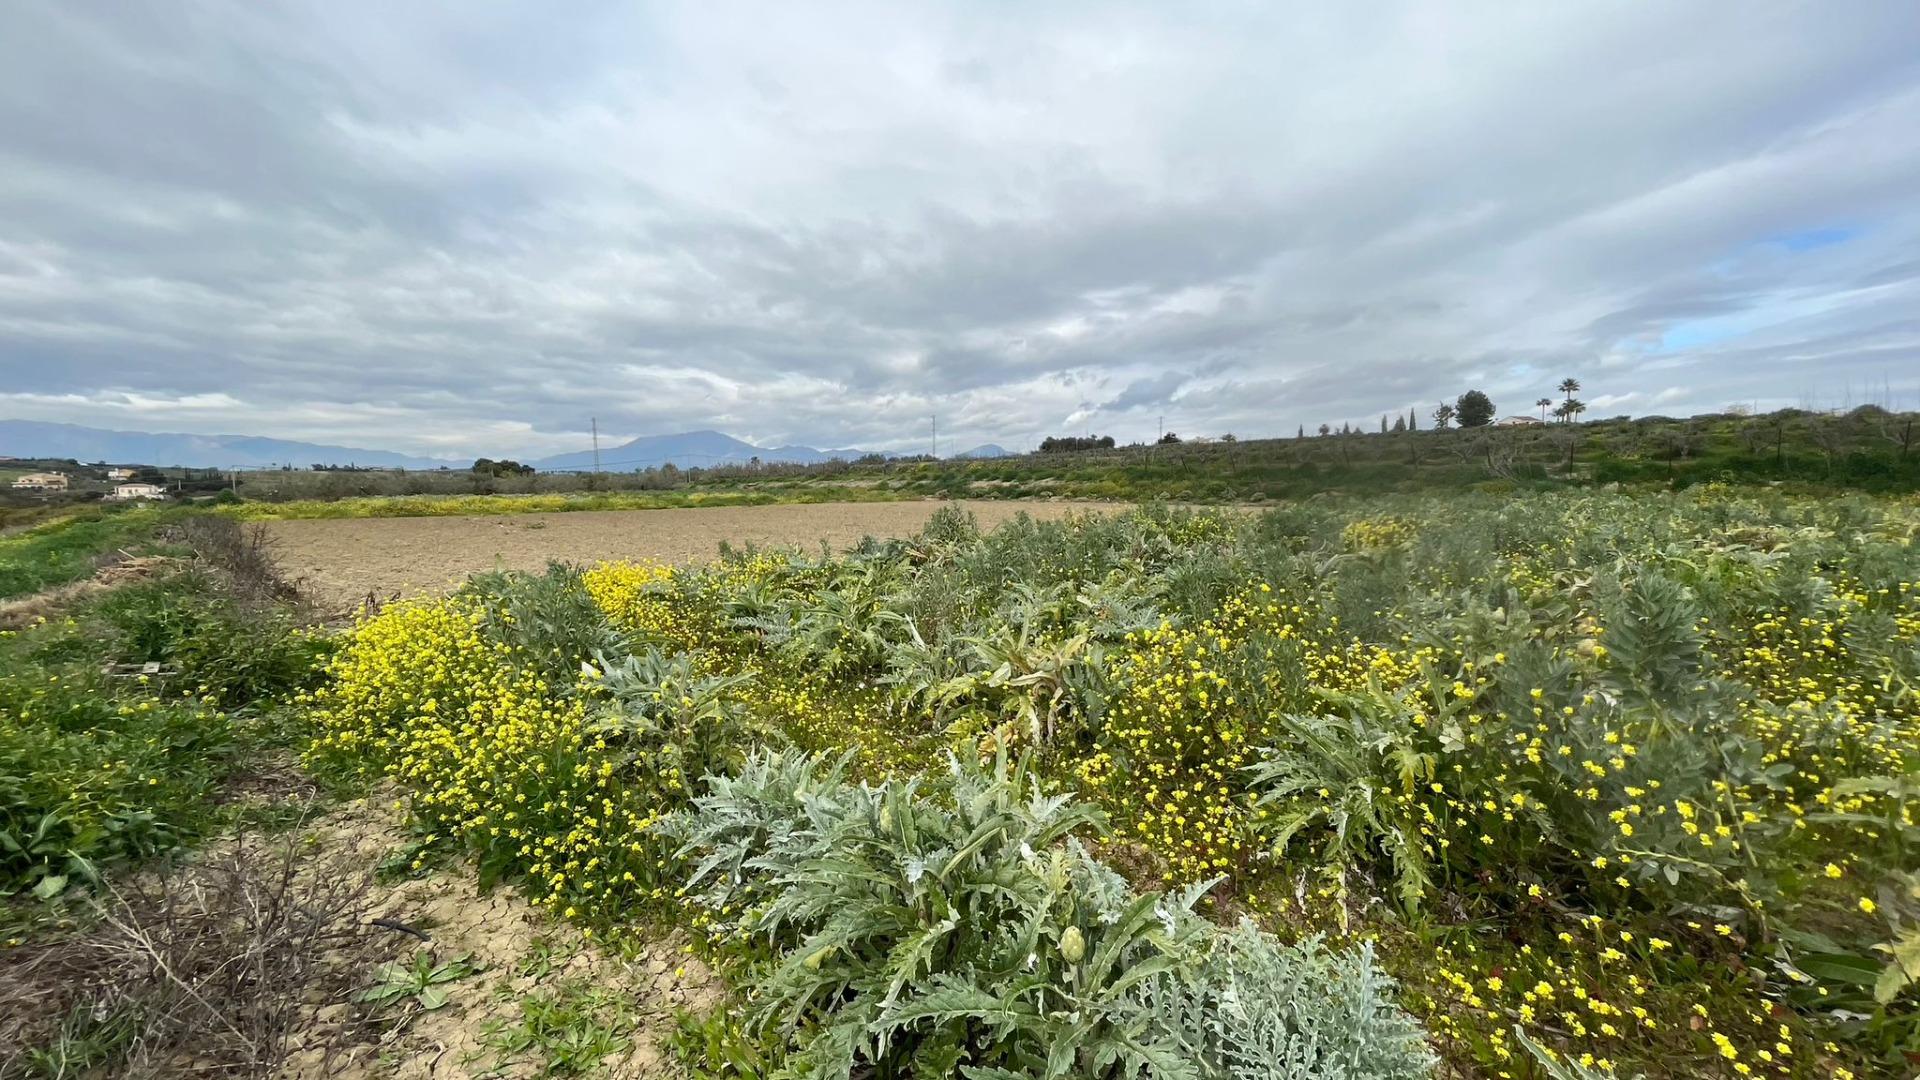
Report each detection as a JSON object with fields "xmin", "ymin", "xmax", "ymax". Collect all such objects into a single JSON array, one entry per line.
[{"xmin": 265, "ymin": 498, "xmax": 1120, "ymax": 604}]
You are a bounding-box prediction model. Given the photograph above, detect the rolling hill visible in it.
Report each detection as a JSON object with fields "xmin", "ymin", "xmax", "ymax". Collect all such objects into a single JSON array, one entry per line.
[{"xmin": 0, "ymin": 419, "xmax": 459, "ymax": 470}]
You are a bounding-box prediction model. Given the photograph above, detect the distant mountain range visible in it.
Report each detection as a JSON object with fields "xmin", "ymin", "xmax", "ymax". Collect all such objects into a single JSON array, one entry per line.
[
  {"xmin": 532, "ymin": 429, "xmax": 876, "ymax": 472},
  {"xmin": 0, "ymin": 419, "xmax": 904, "ymax": 472},
  {"xmin": 953, "ymin": 443, "xmax": 1012, "ymax": 459},
  {"xmin": 0, "ymin": 419, "xmax": 459, "ymax": 470}
]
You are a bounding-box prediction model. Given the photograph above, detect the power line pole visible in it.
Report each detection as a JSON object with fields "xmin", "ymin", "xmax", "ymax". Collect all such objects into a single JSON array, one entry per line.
[
  {"xmin": 930, "ymin": 414, "xmax": 937, "ymax": 459},
  {"xmin": 590, "ymin": 417, "xmax": 601, "ymax": 488}
]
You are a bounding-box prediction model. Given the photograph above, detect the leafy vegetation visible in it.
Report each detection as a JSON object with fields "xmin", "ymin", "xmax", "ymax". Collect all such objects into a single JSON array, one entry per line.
[
  {"xmin": 664, "ymin": 747, "xmax": 1431, "ymax": 1079},
  {"xmin": 357, "ymin": 949, "xmax": 481, "ymax": 1013},
  {"xmin": 296, "ymin": 489, "xmax": 1920, "ymax": 1077},
  {"xmin": 1454, "ymin": 389, "xmax": 1496, "ymax": 428},
  {"xmin": 0, "ymin": 563, "xmax": 325, "ymax": 903},
  {"xmin": 13, "ymin": 489, "xmax": 1909, "ymax": 1076}
]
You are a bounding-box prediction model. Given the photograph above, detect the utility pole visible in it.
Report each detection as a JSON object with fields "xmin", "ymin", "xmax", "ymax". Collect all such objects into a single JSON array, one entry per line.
[
  {"xmin": 590, "ymin": 416, "xmax": 601, "ymax": 488},
  {"xmin": 930, "ymin": 414, "xmax": 937, "ymax": 459}
]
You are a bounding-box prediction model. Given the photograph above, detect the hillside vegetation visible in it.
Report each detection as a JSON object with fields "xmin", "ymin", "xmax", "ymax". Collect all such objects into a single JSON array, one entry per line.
[{"xmin": 211, "ymin": 406, "xmax": 1920, "ymax": 515}]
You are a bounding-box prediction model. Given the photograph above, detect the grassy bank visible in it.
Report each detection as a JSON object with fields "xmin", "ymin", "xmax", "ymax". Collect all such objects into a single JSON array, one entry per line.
[{"xmin": 0, "ymin": 507, "xmax": 188, "ymax": 601}]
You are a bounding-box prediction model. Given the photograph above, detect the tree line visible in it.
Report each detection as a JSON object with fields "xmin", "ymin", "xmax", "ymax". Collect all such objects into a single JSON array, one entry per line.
[{"xmin": 1303, "ymin": 376, "xmax": 1590, "ymax": 436}]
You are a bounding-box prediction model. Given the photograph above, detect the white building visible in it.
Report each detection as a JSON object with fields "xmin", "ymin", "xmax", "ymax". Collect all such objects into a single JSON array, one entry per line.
[
  {"xmin": 105, "ymin": 467, "xmax": 134, "ymax": 480},
  {"xmin": 111, "ymin": 482, "xmax": 168, "ymax": 501}
]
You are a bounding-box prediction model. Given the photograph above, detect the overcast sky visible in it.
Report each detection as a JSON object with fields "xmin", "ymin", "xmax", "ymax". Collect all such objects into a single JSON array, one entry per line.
[{"xmin": 4, "ymin": 3, "xmax": 1919, "ymax": 459}]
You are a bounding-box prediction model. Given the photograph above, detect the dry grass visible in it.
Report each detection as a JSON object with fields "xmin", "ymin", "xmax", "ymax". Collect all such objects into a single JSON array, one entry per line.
[
  {"xmin": 0, "ymin": 555, "xmax": 175, "ymax": 630},
  {"xmin": 172, "ymin": 517, "xmax": 306, "ymax": 608},
  {"xmin": 0, "ymin": 825, "xmax": 382, "ymax": 1079}
]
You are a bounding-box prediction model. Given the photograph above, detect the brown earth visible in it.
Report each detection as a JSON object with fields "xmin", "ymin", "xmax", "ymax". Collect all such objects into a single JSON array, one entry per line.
[
  {"xmin": 263, "ymin": 499, "xmax": 1120, "ymax": 606},
  {"xmin": 0, "ymin": 775, "xmax": 713, "ymax": 1079},
  {"xmin": 280, "ymin": 791, "xmax": 718, "ymax": 1080}
]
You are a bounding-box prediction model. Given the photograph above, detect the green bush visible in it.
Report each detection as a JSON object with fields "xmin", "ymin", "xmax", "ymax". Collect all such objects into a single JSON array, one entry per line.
[
  {"xmin": 1134, "ymin": 922, "xmax": 1433, "ymax": 1080},
  {"xmin": 94, "ymin": 572, "xmax": 330, "ymax": 710},
  {"xmin": 462, "ymin": 562, "xmax": 628, "ymax": 685},
  {"xmin": 667, "ymin": 749, "xmax": 1434, "ymax": 1079}
]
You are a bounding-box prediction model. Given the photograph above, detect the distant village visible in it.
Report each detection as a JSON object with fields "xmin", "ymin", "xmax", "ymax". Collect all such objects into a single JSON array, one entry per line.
[{"xmin": 0, "ymin": 458, "xmax": 234, "ymax": 505}]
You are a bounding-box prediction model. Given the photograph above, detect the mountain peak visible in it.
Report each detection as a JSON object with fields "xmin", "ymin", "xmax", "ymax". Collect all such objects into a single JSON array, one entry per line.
[{"xmin": 530, "ymin": 429, "xmax": 873, "ymax": 472}]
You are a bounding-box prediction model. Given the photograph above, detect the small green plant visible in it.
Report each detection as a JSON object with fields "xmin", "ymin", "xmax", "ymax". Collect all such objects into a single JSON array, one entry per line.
[
  {"xmin": 357, "ymin": 950, "xmax": 480, "ymax": 1013},
  {"xmin": 478, "ymin": 978, "xmax": 634, "ymax": 1077},
  {"xmin": 373, "ymin": 827, "xmax": 455, "ymax": 884},
  {"xmin": 670, "ymin": 1006, "xmax": 785, "ymax": 1079},
  {"xmin": 17, "ymin": 1001, "xmax": 143, "ymax": 1078}
]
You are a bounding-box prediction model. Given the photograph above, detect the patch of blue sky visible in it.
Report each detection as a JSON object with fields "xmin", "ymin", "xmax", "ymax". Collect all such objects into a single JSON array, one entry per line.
[
  {"xmin": 1766, "ymin": 225, "xmax": 1856, "ymax": 252},
  {"xmin": 1659, "ymin": 313, "xmax": 1764, "ymax": 352}
]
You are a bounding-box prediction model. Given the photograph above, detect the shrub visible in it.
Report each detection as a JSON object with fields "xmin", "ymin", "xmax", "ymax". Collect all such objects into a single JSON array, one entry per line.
[
  {"xmin": 304, "ymin": 575, "xmax": 771, "ymax": 918},
  {"xmin": 303, "ymin": 594, "xmax": 663, "ymax": 916},
  {"xmin": 1084, "ymin": 591, "xmax": 1436, "ymax": 884},
  {"xmin": 95, "ymin": 572, "xmax": 329, "ymax": 710},
  {"xmin": 1133, "ymin": 922, "xmax": 1434, "ymax": 1080},
  {"xmin": 462, "ymin": 562, "xmax": 626, "ymax": 685},
  {"xmin": 667, "ymin": 749, "xmax": 1435, "ymax": 1079}
]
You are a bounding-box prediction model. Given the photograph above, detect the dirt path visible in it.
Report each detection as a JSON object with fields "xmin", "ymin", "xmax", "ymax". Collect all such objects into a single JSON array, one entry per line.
[
  {"xmin": 263, "ymin": 499, "xmax": 1119, "ymax": 605},
  {"xmin": 280, "ymin": 793, "xmax": 718, "ymax": 1080}
]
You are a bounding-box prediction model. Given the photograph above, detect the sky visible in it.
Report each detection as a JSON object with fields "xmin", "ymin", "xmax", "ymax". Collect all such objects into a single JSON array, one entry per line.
[{"xmin": 3, "ymin": 3, "xmax": 1920, "ymax": 460}]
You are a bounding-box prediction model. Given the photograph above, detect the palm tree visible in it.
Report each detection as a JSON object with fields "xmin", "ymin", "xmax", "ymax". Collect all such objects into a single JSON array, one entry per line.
[
  {"xmin": 1536, "ymin": 397, "xmax": 1553, "ymax": 421},
  {"xmin": 1558, "ymin": 378, "xmax": 1581, "ymax": 403},
  {"xmin": 1553, "ymin": 398, "xmax": 1588, "ymax": 424}
]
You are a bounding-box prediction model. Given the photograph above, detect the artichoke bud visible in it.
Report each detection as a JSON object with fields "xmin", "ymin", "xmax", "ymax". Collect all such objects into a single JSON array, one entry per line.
[{"xmin": 1059, "ymin": 926, "xmax": 1086, "ymax": 963}]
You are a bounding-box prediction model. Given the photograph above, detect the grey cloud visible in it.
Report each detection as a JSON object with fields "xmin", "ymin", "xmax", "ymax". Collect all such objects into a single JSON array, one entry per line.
[
  {"xmin": 1103, "ymin": 373, "xmax": 1188, "ymax": 413},
  {"xmin": 3, "ymin": 2, "xmax": 1920, "ymax": 457}
]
